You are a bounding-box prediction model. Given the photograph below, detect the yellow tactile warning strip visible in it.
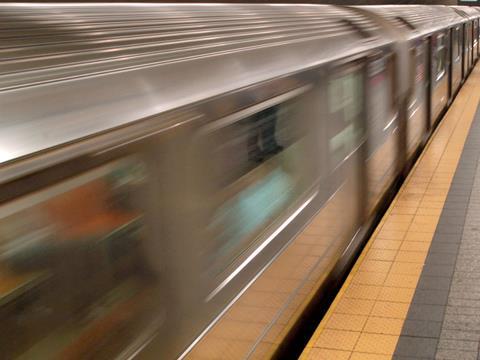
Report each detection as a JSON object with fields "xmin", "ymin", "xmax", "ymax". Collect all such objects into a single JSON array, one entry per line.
[{"xmin": 300, "ymin": 65, "xmax": 480, "ymax": 360}]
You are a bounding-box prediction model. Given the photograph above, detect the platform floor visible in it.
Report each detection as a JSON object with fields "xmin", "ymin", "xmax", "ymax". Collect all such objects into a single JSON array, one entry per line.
[{"xmin": 300, "ymin": 65, "xmax": 480, "ymax": 360}]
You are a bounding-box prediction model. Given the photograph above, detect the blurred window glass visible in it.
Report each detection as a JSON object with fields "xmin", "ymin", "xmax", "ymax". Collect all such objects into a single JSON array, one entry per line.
[
  {"xmin": 328, "ymin": 65, "xmax": 364, "ymax": 166},
  {"xmin": 366, "ymin": 55, "xmax": 396, "ymax": 153},
  {"xmin": 474, "ymin": 21, "xmax": 478, "ymax": 45},
  {"xmin": 435, "ymin": 34, "xmax": 447, "ymax": 81},
  {"xmin": 0, "ymin": 157, "xmax": 163, "ymax": 359},
  {"xmin": 205, "ymin": 95, "xmax": 311, "ymax": 276},
  {"xmin": 414, "ymin": 43, "xmax": 427, "ymax": 98},
  {"xmin": 453, "ymin": 27, "xmax": 461, "ymax": 61}
]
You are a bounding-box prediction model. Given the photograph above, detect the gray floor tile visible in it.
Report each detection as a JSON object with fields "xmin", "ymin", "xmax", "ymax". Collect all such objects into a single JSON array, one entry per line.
[
  {"xmin": 402, "ymin": 320, "xmax": 442, "ymax": 338},
  {"xmin": 437, "ymin": 339, "xmax": 478, "ymax": 351},
  {"xmin": 417, "ymin": 276, "xmax": 452, "ymax": 290},
  {"xmin": 425, "ymin": 252, "xmax": 457, "ymax": 265},
  {"xmin": 428, "ymin": 243, "xmax": 460, "ymax": 254},
  {"xmin": 407, "ymin": 304, "xmax": 446, "ymax": 322},
  {"xmin": 395, "ymin": 336, "xmax": 438, "ymax": 358},
  {"xmin": 421, "ymin": 264, "xmax": 455, "ymax": 277},
  {"xmin": 439, "ymin": 329, "xmax": 480, "ymax": 341},
  {"xmin": 435, "ymin": 349, "xmax": 477, "ymax": 360},
  {"xmin": 448, "ymin": 298, "xmax": 480, "ymax": 308},
  {"xmin": 413, "ymin": 289, "xmax": 450, "ymax": 306}
]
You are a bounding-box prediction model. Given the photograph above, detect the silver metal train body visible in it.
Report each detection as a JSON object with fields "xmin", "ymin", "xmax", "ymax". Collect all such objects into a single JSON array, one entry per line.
[{"xmin": 0, "ymin": 3, "xmax": 478, "ymax": 359}]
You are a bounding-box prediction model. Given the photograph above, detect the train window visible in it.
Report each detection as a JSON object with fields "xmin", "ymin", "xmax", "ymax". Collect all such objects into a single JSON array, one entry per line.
[
  {"xmin": 464, "ymin": 24, "xmax": 470, "ymax": 68},
  {"xmin": 366, "ymin": 55, "xmax": 396, "ymax": 154},
  {"xmin": 328, "ymin": 64, "xmax": 364, "ymax": 166},
  {"xmin": 434, "ymin": 34, "xmax": 447, "ymax": 81},
  {"xmin": 204, "ymin": 94, "xmax": 312, "ymax": 276},
  {"xmin": 453, "ymin": 27, "xmax": 461, "ymax": 61},
  {"xmin": 475, "ymin": 21, "xmax": 479, "ymax": 45},
  {"xmin": 414, "ymin": 43, "xmax": 427, "ymax": 97},
  {"xmin": 477, "ymin": 21, "xmax": 480, "ymax": 42},
  {"xmin": 0, "ymin": 157, "xmax": 163, "ymax": 358}
]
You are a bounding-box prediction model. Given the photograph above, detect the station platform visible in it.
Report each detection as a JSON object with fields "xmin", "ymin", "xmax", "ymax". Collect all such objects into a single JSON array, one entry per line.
[{"xmin": 301, "ymin": 65, "xmax": 480, "ymax": 360}]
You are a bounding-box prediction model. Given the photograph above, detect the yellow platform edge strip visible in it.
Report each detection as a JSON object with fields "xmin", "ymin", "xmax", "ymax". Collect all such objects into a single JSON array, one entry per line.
[{"xmin": 300, "ymin": 65, "xmax": 480, "ymax": 360}]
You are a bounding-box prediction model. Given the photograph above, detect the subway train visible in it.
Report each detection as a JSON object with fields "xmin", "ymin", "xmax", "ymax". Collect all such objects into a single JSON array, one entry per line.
[{"xmin": 0, "ymin": 3, "xmax": 478, "ymax": 360}]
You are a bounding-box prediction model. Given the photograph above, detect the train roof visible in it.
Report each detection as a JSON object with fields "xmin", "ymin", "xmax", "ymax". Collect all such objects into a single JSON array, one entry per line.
[
  {"xmin": 358, "ymin": 5, "xmax": 466, "ymax": 37},
  {"xmin": 0, "ymin": 3, "xmax": 389, "ymax": 167},
  {"xmin": 451, "ymin": 5, "xmax": 480, "ymax": 20}
]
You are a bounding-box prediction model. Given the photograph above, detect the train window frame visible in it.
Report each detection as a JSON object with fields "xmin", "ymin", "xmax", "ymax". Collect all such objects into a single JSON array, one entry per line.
[
  {"xmin": 0, "ymin": 107, "xmax": 201, "ymax": 193},
  {"xmin": 326, "ymin": 57, "xmax": 367, "ymax": 171},
  {"xmin": 453, "ymin": 26, "xmax": 462, "ymax": 62},
  {"xmin": 199, "ymin": 86, "xmax": 311, "ymax": 135},
  {"xmin": 464, "ymin": 23, "xmax": 470, "ymax": 70},
  {"xmin": 474, "ymin": 20, "xmax": 478, "ymax": 42},
  {"xmin": 409, "ymin": 46, "xmax": 417, "ymax": 104},
  {"xmin": 0, "ymin": 126, "xmax": 171, "ymax": 359},
  {"xmin": 467, "ymin": 22, "xmax": 472, "ymax": 51},
  {"xmin": 194, "ymin": 81, "xmax": 319, "ymax": 300},
  {"xmin": 0, "ymin": 144, "xmax": 142, "ymax": 205},
  {"xmin": 415, "ymin": 39, "xmax": 428, "ymax": 96},
  {"xmin": 434, "ymin": 32, "xmax": 447, "ymax": 82},
  {"xmin": 388, "ymin": 54, "xmax": 398, "ymax": 112},
  {"xmin": 367, "ymin": 51, "xmax": 397, "ymax": 111}
]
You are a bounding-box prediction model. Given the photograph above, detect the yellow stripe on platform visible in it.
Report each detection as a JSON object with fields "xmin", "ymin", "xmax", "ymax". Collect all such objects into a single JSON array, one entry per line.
[{"xmin": 300, "ymin": 65, "xmax": 480, "ymax": 360}]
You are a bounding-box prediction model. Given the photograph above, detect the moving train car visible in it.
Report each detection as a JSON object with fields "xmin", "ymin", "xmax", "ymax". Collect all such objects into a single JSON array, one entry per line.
[
  {"xmin": 357, "ymin": 6, "xmax": 466, "ymax": 138},
  {"xmin": 453, "ymin": 5, "xmax": 480, "ymax": 73},
  {"xmin": 0, "ymin": 3, "xmax": 476, "ymax": 360}
]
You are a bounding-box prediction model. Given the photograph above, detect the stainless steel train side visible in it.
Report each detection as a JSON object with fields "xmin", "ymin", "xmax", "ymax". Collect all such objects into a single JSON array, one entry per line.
[
  {"xmin": 453, "ymin": 6, "xmax": 480, "ymax": 71},
  {"xmin": 0, "ymin": 4, "xmax": 477, "ymax": 360},
  {"xmin": 0, "ymin": 4, "xmax": 395, "ymax": 359},
  {"xmin": 357, "ymin": 6, "xmax": 466, "ymax": 160}
]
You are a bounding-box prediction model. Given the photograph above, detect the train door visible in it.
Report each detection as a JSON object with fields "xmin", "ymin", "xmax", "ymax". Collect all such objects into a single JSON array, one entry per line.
[
  {"xmin": 430, "ymin": 30, "xmax": 450, "ymax": 126},
  {"xmin": 364, "ymin": 52, "xmax": 399, "ymax": 215}
]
